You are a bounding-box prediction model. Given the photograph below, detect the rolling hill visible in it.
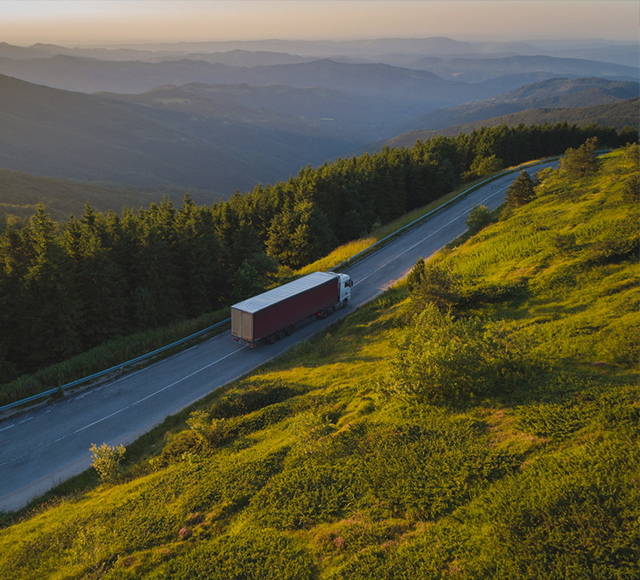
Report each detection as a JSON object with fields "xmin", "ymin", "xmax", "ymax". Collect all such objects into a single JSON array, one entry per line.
[
  {"xmin": 376, "ymin": 98, "xmax": 640, "ymax": 151},
  {"xmin": 398, "ymin": 77, "xmax": 640, "ymax": 133},
  {"xmin": 0, "ymin": 168, "xmax": 224, "ymax": 226},
  {"xmin": 0, "ymin": 74, "xmax": 373, "ymax": 195}
]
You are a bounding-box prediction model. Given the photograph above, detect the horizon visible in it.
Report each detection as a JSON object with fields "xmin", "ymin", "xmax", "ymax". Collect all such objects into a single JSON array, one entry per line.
[{"xmin": 0, "ymin": 1, "xmax": 638, "ymax": 46}]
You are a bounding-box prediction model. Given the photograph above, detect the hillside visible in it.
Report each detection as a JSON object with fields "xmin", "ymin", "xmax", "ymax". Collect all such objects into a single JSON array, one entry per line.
[
  {"xmin": 0, "ymin": 146, "xmax": 637, "ymax": 579},
  {"xmin": 0, "ymin": 74, "xmax": 368, "ymax": 195},
  {"xmin": 0, "ymin": 168, "xmax": 227, "ymax": 226},
  {"xmin": 97, "ymin": 81, "xmax": 408, "ymax": 139},
  {"xmin": 377, "ymin": 98, "xmax": 640, "ymax": 151},
  {"xmin": 399, "ymin": 77, "xmax": 640, "ymax": 133}
]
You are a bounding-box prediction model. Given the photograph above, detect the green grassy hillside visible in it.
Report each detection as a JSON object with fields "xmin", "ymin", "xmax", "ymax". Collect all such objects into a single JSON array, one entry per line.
[{"xmin": 1, "ymin": 146, "xmax": 638, "ymax": 579}]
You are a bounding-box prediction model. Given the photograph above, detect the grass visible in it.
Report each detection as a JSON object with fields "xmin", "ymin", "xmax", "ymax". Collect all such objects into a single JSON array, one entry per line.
[{"xmin": 0, "ymin": 147, "xmax": 637, "ymax": 579}]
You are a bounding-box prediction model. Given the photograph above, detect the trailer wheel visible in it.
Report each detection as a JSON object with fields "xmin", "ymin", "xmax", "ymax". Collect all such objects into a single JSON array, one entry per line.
[
  {"xmin": 266, "ymin": 333, "xmax": 277, "ymax": 345},
  {"xmin": 276, "ymin": 329, "xmax": 286, "ymax": 341},
  {"xmin": 285, "ymin": 325, "xmax": 295, "ymax": 336},
  {"xmin": 328, "ymin": 305, "xmax": 335, "ymax": 315},
  {"xmin": 319, "ymin": 309, "xmax": 329, "ymax": 319}
]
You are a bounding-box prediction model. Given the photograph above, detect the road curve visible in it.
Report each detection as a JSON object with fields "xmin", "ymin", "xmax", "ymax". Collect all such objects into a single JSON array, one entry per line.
[{"xmin": 0, "ymin": 161, "xmax": 558, "ymax": 512}]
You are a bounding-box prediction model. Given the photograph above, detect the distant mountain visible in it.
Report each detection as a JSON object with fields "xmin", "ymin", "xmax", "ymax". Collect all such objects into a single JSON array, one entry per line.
[
  {"xmin": 375, "ymin": 98, "xmax": 640, "ymax": 151},
  {"xmin": 98, "ymin": 81, "xmax": 409, "ymax": 139},
  {"xmin": 0, "ymin": 74, "xmax": 370, "ymax": 194},
  {"xmin": 410, "ymin": 55, "xmax": 639, "ymax": 82},
  {"xmin": 398, "ymin": 78, "xmax": 640, "ymax": 133},
  {"xmin": 1, "ymin": 37, "xmax": 636, "ymax": 67},
  {"xmin": 0, "ymin": 55, "xmax": 497, "ymax": 108}
]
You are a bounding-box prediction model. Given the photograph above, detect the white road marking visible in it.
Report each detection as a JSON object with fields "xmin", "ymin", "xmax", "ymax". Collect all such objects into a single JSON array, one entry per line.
[
  {"xmin": 355, "ymin": 183, "xmax": 508, "ymax": 287},
  {"xmin": 0, "ymin": 346, "xmax": 246, "ymax": 468}
]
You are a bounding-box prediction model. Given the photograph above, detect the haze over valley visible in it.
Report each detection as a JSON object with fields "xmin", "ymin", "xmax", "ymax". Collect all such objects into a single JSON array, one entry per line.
[{"xmin": 0, "ymin": 33, "xmax": 638, "ymax": 206}]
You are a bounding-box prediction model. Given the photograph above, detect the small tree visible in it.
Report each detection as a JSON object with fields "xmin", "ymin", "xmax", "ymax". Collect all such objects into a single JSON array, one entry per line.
[
  {"xmin": 560, "ymin": 137, "xmax": 600, "ymax": 179},
  {"xmin": 466, "ymin": 205, "xmax": 492, "ymax": 235},
  {"xmin": 505, "ymin": 170, "xmax": 536, "ymax": 208},
  {"xmin": 90, "ymin": 442, "xmax": 126, "ymax": 484},
  {"xmin": 406, "ymin": 258, "xmax": 459, "ymax": 312}
]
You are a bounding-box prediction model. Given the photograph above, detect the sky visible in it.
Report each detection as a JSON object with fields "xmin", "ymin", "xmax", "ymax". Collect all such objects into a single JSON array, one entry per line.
[{"xmin": 0, "ymin": 1, "xmax": 638, "ymax": 46}]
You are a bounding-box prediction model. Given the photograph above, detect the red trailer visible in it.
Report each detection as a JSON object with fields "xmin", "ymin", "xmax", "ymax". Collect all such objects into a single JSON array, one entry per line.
[{"xmin": 231, "ymin": 271, "xmax": 352, "ymax": 347}]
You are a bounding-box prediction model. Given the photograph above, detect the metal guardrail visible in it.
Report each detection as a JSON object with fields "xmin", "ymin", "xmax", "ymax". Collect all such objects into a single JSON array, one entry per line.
[
  {"xmin": 0, "ymin": 318, "xmax": 231, "ymax": 413},
  {"xmin": 333, "ymin": 156, "xmax": 561, "ymax": 273},
  {"xmin": 1, "ymin": 154, "xmax": 569, "ymax": 414}
]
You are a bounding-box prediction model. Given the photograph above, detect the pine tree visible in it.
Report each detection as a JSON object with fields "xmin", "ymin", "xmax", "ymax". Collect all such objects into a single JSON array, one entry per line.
[
  {"xmin": 505, "ymin": 170, "xmax": 536, "ymax": 208},
  {"xmin": 560, "ymin": 137, "xmax": 601, "ymax": 179}
]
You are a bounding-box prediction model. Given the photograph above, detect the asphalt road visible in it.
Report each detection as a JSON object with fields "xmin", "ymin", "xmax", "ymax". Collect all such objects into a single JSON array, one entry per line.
[{"xmin": 0, "ymin": 161, "xmax": 558, "ymax": 512}]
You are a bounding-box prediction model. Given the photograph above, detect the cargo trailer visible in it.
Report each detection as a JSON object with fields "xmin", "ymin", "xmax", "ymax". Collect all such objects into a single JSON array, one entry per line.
[{"xmin": 231, "ymin": 271, "xmax": 353, "ymax": 347}]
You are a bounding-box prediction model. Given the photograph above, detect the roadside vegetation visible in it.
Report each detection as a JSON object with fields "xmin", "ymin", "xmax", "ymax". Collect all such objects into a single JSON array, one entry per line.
[{"xmin": 0, "ymin": 143, "xmax": 637, "ymax": 579}]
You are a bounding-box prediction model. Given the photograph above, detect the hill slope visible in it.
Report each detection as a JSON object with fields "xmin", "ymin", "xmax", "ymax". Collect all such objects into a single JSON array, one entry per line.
[
  {"xmin": 400, "ymin": 77, "xmax": 640, "ymax": 133},
  {"xmin": 0, "ymin": 146, "xmax": 637, "ymax": 579},
  {"xmin": 0, "ymin": 168, "xmax": 227, "ymax": 226},
  {"xmin": 0, "ymin": 74, "xmax": 367, "ymax": 195},
  {"xmin": 378, "ymin": 98, "xmax": 640, "ymax": 151}
]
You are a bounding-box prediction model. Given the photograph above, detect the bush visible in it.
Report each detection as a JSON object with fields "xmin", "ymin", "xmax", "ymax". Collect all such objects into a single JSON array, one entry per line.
[
  {"xmin": 466, "ymin": 204, "xmax": 493, "ymax": 235},
  {"xmin": 385, "ymin": 305, "xmax": 532, "ymax": 406},
  {"xmin": 90, "ymin": 442, "xmax": 126, "ymax": 484},
  {"xmin": 159, "ymin": 430, "xmax": 208, "ymax": 465},
  {"xmin": 406, "ymin": 259, "xmax": 459, "ymax": 312}
]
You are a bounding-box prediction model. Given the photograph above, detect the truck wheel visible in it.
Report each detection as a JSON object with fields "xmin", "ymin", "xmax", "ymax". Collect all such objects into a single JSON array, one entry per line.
[
  {"xmin": 319, "ymin": 309, "xmax": 329, "ymax": 319},
  {"xmin": 266, "ymin": 334, "xmax": 277, "ymax": 345},
  {"xmin": 285, "ymin": 325, "xmax": 295, "ymax": 336},
  {"xmin": 342, "ymin": 298, "xmax": 348, "ymax": 308},
  {"xmin": 328, "ymin": 305, "xmax": 335, "ymax": 315},
  {"xmin": 276, "ymin": 329, "xmax": 286, "ymax": 340}
]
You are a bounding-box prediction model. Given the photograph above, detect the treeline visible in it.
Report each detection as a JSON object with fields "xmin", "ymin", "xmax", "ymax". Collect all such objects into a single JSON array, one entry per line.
[{"xmin": 0, "ymin": 122, "xmax": 635, "ymax": 382}]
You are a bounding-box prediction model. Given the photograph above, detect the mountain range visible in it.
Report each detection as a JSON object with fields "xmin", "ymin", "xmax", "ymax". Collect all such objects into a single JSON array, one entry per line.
[{"xmin": 0, "ymin": 71, "xmax": 637, "ymax": 200}]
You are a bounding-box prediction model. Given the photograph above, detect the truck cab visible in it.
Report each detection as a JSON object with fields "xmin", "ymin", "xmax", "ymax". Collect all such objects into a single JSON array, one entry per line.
[{"xmin": 333, "ymin": 272, "xmax": 353, "ymax": 308}]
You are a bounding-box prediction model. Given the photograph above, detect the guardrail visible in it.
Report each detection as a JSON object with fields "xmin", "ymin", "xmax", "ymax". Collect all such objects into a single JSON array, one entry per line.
[
  {"xmin": 334, "ymin": 156, "xmax": 561, "ymax": 273},
  {"xmin": 0, "ymin": 318, "xmax": 231, "ymax": 413},
  {"xmin": 1, "ymin": 155, "xmax": 567, "ymax": 414}
]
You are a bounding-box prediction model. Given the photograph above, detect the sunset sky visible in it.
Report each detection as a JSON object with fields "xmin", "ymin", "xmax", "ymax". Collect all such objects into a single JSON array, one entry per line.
[{"xmin": 0, "ymin": 1, "xmax": 637, "ymax": 46}]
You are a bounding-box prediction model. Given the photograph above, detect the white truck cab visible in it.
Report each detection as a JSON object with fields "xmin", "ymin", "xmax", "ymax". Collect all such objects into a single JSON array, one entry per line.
[{"xmin": 332, "ymin": 272, "xmax": 353, "ymax": 307}]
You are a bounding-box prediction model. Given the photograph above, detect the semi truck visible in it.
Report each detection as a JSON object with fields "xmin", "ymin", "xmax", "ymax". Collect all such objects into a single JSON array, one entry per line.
[{"xmin": 231, "ymin": 271, "xmax": 353, "ymax": 347}]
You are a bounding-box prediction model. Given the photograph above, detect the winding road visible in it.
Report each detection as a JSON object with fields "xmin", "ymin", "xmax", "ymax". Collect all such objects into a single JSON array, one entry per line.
[{"xmin": 0, "ymin": 161, "xmax": 558, "ymax": 512}]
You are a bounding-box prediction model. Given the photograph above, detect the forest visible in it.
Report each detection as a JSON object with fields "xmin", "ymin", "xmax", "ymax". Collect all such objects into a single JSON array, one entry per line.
[{"xmin": 0, "ymin": 121, "xmax": 635, "ymax": 383}]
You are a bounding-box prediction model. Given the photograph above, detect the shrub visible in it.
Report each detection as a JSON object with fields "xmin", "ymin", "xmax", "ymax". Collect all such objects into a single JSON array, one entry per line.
[
  {"xmin": 406, "ymin": 259, "xmax": 459, "ymax": 312},
  {"xmin": 159, "ymin": 430, "xmax": 208, "ymax": 465},
  {"xmin": 385, "ymin": 305, "xmax": 532, "ymax": 406},
  {"xmin": 90, "ymin": 442, "xmax": 126, "ymax": 484},
  {"xmin": 466, "ymin": 204, "xmax": 493, "ymax": 235}
]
